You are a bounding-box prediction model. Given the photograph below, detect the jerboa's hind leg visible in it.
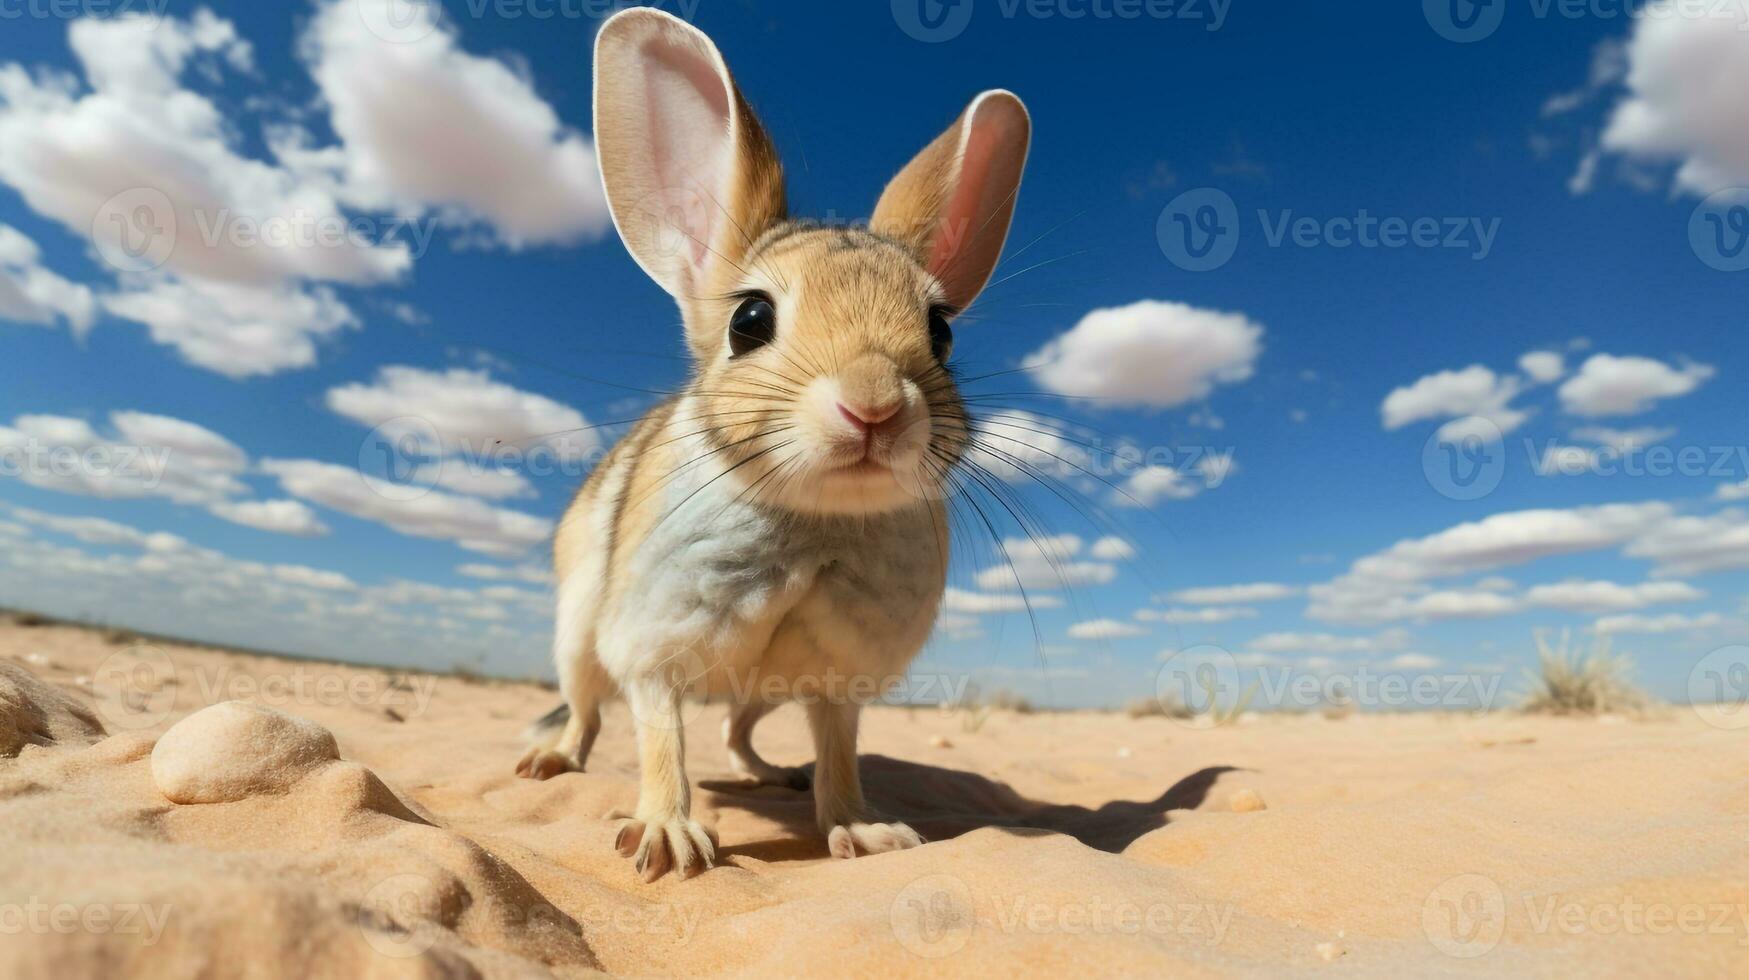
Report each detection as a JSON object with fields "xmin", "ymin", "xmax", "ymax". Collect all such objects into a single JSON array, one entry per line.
[
  {"xmin": 516, "ymin": 598, "xmax": 612, "ymax": 779},
  {"xmin": 723, "ymin": 700, "xmax": 810, "ymax": 790}
]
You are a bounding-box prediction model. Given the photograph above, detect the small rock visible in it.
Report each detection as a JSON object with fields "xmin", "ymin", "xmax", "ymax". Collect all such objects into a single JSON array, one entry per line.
[
  {"xmin": 1229, "ymin": 788, "xmax": 1267, "ymax": 812},
  {"xmin": 929, "ymin": 735, "xmax": 953, "ymax": 749},
  {"xmin": 23, "ymin": 652, "xmax": 51, "ymax": 667},
  {"xmin": 151, "ymin": 701, "xmax": 338, "ymax": 804},
  {"xmin": 1315, "ymin": 941, "xmax": 1345, "ymax": 962}
]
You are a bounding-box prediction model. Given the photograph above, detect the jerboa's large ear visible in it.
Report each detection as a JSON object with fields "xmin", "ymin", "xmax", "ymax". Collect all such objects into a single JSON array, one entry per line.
[
  {"xmin": 870, "ymin": 90, "xmax": 1030, "ymax": 311},
  {"xmin": 593, "ymin": 9, "xmax": 785, "ymax": 300}
]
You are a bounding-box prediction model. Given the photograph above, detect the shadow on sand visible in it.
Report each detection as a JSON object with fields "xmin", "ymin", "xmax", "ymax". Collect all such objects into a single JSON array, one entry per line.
[{"xmin": 701, "ymin": 756, "xmax": 1244, "ymax": 864}]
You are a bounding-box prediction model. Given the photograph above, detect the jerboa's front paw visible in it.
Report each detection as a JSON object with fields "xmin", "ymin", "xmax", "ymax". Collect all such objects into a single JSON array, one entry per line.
[
  {"xmin": 615, "ymin": 815, "xmax": 717, "ymax": 881},
  {"xmin": 826, "ymin": 818, "xmax": 924, "ymax": 859}
]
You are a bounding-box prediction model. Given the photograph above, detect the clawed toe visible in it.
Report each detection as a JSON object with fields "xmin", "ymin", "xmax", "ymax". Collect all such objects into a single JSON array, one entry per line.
[
  {"xmin": 614, "ymin": 816, "xmax": 717, "ymax": 881},
  {"xmin": 515, "ymin": 748, "xmax": 578, "ymax": 780},
  {"xmin": 826, "ymin": 818, "xmax": 924, "ymax": 859}
]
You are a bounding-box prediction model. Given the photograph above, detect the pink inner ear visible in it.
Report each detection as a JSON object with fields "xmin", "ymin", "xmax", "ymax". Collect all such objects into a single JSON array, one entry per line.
[
  {"xmin": 641, "ymin": 39, "xmax": 733, "ymax": 274},
  {"xmin": 927, "ymin": 107, "xmax": 1022, "ymax": 307}
]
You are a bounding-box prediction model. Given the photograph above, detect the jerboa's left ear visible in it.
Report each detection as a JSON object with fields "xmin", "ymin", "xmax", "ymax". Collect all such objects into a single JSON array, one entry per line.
[
  {"xmin": 870, "ymin": 90, "xmax": 1030, "ymax": 311},
  {"xmin": 592, "ymin": 8, "xmax": 786, "ymax": 302}
]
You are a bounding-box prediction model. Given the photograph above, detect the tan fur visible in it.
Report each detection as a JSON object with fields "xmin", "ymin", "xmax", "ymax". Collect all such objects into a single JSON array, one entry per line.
[{"xmin": 519, "ymin": 8, "xmax": 1029, "ymax": 881}]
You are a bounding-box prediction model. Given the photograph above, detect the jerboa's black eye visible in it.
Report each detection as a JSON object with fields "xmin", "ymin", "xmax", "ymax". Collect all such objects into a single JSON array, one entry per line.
[
  {"xmin": 729, "ymin": 295, "xmax": 776, "ymax": 356},
  {"xmin": 928, "ymin": 307, "xmax": 955, "ymax": 362}
]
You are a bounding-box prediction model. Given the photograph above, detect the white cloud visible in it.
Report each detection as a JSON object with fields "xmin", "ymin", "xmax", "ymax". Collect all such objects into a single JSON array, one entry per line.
[
  {"xmin": 0, "ymin": 410, "xmax": 246, "ymax": 504},
  {"xmin": 1067, "ymin": 618, "xmax": 1147, "ymax": 639},
  {"xmin": 1518, "ymin": 350, "xmax": 1566, "ymax": 383},
  {"xmin": 942, "ymin": 587, "xmax": 1063, "ymax": 614},
  {"xmin": 1089, "ymin": 536, "xmax": 1135, "ymax": 560},
  {"xmin": 1380, "ymin": 365, "xmax": 1529, "ymax": 437},
  {"xmin": 294, "ymin": 0, "xmax": 610, "ymax": 247},
  {"xmin": 457, "ymin": 561, "xmax": 551, "ymax": 585},
  {"xmin": 1382, "ymin": 652, "xmax": 1442, "ymax": 670},
  {"xmin": 326, "ymin": 365, "xmax": 595, "ymax": 463},
  {"xmin": 261, "ymin": 458, "xmax": 552, "ymax": 557},
  {"xmin": 1116, "ymin": 465, "xmax": 1200, "ymax": 507},
  {"xmin": 1569, "ymin": 425, "xmax": 1675, "ymax": 451},
  {"xmin": 9, "ymin": 506, "xmax": 185, "ymax": 551},
  {"xmin": 1557, "ymin": 354, "xmax": 1714, "ymax": 417},
  {"xmin": 1596, "ymin": 5, "xmax": 1749, "ymax": 194},
  {"xmin": 1308, "ymin": 503, "xmax": 1673, "ymax": 624},
  {"xmin": 1593, "ymin": 611, "xmax": 1725, "ymax": 634},
  {"xmin": 0, "ymin": 12, "xmax": 416, "ymax": 376},
  {"xmin": 1624, "ymin": 509, "xmax": 1749, "ymax": 577},
  {"xmin": 1135, "ymin": 606, "xmax": 1257, "ymax": 624},
  {"xmin": 1246, "ymin": 629, "xmax": 1410, "ymax": 655},
  {"xmin": 209, "ymin": 499, "xmax": 329, "ymax": 537},
  {"xmin": 1718, "ymin": 480, "xmax": 1749, "ymax": 501},
  {"xmin": 1023, "ymin": 300, "xmax": 1263, "ymax": 408},
  {"xmin": 0, "ymin": 224, "xmax": 95, "ymax": 333},
  {"xmin": 102, "ymin": 279, "xmax": 359, "ymax": 378},
  {"xmin": 1168, "ymin": 582, "xmax": 1301, "ymax": 605},
  {"xmin": 1523, "ymin": 578, "xmax": 1703, "ymax": 614},
  {"xmin": 975, "ymin": 534, "xmax": 1117, "ymax": 591}
]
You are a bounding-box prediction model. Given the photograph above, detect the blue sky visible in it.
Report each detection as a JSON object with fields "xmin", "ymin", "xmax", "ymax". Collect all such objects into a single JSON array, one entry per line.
[{"xmin": 2, "ymin": 0, "xmax": 1747, "ymax": 708}]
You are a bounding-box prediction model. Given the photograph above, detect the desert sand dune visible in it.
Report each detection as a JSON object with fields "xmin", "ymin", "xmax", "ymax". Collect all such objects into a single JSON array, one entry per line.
[{"xmin": 1, "ymin": 619, "xmax": 1746, "ymax": 977}]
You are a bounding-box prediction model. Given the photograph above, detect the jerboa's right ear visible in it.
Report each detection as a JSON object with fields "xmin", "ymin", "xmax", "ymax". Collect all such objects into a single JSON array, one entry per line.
[{"xmin": 593, "ymin": 9, "xmax": 785, "ymax": 301}]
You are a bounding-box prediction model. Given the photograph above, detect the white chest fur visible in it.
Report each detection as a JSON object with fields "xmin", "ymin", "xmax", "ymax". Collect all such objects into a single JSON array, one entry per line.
[{"xmin": 592, "ymin": 445, "xmax": 947, "ymax": 697}]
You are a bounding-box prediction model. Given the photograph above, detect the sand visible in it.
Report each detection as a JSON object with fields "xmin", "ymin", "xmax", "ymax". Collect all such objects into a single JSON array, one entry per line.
[{"xmin": 1, "ymin": 618, "xmax": 1745, "ymax": 978}]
